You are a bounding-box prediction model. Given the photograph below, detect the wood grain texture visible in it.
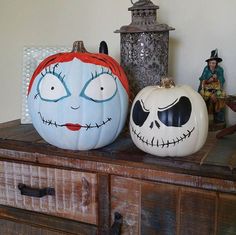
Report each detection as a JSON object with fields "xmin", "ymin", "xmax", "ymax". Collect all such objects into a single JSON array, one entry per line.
[
  {"xmin": 0, "ymin": 120, "xmax": 20, "ymax": 129},
  {"xmin": 1, "ymin": 123, "xmax": 236, "ymax": 178},
  {"xmin": 0, "ymin": 219, "xmax": 67, "ymax": 235},
  {"xmin": 0, "ymin": 123, "xmax": 41, "ymax": 142},
  {"xmin": 0, "ymin": 161, "xmax": 97, "ymax": 225},
  {"xmin": 111, "ymin": 176, "xmax": 141, "ymax": 235},
  {"xmin": 1, "ymin": 121, "xmax": 236, "ymax": 234},
  {"xmin": 97, "ymin": 174, "xmax": 110, "ymax": 235},
  {"xmin": 179, "ymin": 188, "xmax": 217, "ymax": 235},
  {"xmin": 0, "ymin": 205, "xmax": 97, "ymax": 235},
  {"xmin": 204, "ymin": 135, "xmax": 236, "ymax": 170},
  {"xmin": 111, "ymin": 176, "xmax": 229, "ymax": 235},
  {"xmin": 0, "ymin": 220, "xmax": 68, "ymax": 235},
  {"xmin": 218, "ymin": 194, "xmax": 236, "ymax": 235},
  {"xmin": 1, "ymin": 146, "xmax": 236, "ymax": 195},
  {"xmin": 1, "ymin": 123, "xmax": 236, "ymax": 193},
  {"xmin": 141, "ymin": 182, "xmax": 178, "ymax": 235}
]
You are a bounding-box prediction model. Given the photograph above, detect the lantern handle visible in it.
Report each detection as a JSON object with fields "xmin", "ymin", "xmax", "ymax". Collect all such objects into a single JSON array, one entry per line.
[{"xmin": 130, "ymin": 0, "xmax": 152, "ymax": 6}]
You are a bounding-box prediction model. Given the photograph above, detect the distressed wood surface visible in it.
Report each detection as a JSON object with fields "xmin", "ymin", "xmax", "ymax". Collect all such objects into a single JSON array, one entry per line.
[
  {"xmin": 1, "ymin": 146, "xmax": 236, "ymax": 195},
  {"xmin": 111, "ymin": 176, "xmax": 236, "ymax": 235},
  {"xmin": 1, "ymin": 121, "xmax": 236, "ymax": 234},
  {"xmin": 0, "ymin": 219, "xmax": 67, "ymax": 235},
  {"xmin": 111, "ymin": 176, "xmax": 140, "ymax": 235},
  {"xmin": 0, "ymin": 122, "xmax": 236, "ymax": 181},
  {"xmin": 0, "ymin": 205, "xmax": 97, "ymax": 235},
  {"xmin": 0, "ymin": 161, "xmax": 97, "ymax": 225},
  {"xmin": 97, "ymin": 174, "xmax": 110, "ymax": 235},
  {"xmin": 141, "ymin": 181, "xmax": 178, "ymax": 235},
  {"xmin": 179, "ymin": 188, "xmax": 217, "ymax": 235},
  {"xmin": 0, "ymin": 119, "xmax": 20, "ymax": 129},
  {"xmin": 0, "ymin": 122, "xmax": 236, "ymax": 194},
  {"xmin": 218, "ymin": 194, "xmax": 236, "ymax": 234}
]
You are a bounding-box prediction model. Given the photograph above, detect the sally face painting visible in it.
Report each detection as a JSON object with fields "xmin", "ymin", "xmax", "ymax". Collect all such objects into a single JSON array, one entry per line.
[{"xmin": 28, "ymin": 52, "xmax": 129, "ymax": 150}]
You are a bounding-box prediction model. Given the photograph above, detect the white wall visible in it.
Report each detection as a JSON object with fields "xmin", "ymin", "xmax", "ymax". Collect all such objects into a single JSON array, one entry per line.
[{"xmin": 0, "ymin": 0, "xmax": 236, "ymax": 124}]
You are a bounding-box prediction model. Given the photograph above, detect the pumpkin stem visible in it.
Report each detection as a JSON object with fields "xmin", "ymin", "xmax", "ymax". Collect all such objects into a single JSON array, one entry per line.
[
  {"xmin": 99, "ymin": 41, "xmax": 109, "ymax": 55},
  {"xmin": 160, "ymin": 77, "xmax": 175, "ymax": 88},
  {"xmin": 71, "ymin": 41, "xmax": 88, "ymax": 53}
]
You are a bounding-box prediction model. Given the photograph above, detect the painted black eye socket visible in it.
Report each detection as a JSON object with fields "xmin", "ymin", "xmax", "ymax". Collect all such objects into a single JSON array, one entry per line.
[
  {"xmin": 132, "ymin": 100, "xmax": 150, "ymax": 127},
  {"xmin": 157, "ymin": 96, "xmax": 192, "ymax": 127}
]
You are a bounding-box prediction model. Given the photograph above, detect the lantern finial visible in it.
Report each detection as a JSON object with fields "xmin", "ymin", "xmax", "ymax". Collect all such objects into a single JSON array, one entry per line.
[
  {"xmin": 115, "ymin": 0, "xmax": 174, "ymax": 33},
  {"xmin": 131, "ymin": 0, "xmax": 152, "ymax": 6}
]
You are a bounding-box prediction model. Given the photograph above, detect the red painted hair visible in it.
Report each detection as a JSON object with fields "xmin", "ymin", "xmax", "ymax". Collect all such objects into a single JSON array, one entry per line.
[{"xmin": 28, "ymin": 52, "xmax": 129, "ymax": 96}]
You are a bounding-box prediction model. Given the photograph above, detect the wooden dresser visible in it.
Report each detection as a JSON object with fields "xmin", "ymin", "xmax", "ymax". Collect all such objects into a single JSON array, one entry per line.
[{"xmin": 0, "ymin": 120, "xmax": 236, "ymax": 235}]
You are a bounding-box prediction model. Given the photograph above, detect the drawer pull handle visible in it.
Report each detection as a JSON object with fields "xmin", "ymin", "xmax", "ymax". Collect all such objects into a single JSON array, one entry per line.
[
  {"xmin": 110, "ymin": 212, "xmax": 123, "ymax": 235},
  {"xmin": 18, "ymin": 183, "xmax": 55, "ymax": 198}
]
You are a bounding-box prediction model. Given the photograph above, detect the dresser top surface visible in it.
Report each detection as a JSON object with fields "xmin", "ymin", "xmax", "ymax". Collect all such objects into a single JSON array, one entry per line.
[{"xmin": 0, "ymin": 120, "xmax": 236, "ymax": 180}]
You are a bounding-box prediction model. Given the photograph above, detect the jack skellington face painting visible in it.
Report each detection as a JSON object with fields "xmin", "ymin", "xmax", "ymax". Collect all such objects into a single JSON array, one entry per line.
[{"xmin": 130, "ymin": 84, "xmax": 208, "ymax": 157}]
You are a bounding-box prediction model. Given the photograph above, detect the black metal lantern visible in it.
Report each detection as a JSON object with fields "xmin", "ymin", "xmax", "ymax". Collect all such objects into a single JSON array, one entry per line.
[{"xmin": 115, "ymin": 0, "xmax": 174, "ymax": 97}]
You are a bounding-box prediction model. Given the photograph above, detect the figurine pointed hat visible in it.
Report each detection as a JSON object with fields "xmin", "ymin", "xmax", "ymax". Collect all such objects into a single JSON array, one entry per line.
[{"xmin": 206, "ymin": 49, "xmax": 222, "ymax": 63}]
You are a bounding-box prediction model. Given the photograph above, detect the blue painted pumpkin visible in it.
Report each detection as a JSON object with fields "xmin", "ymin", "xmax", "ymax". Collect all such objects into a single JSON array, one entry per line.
[{"xmin": 28, "ymin": 42, "xmax": 129, "ymax": 150}]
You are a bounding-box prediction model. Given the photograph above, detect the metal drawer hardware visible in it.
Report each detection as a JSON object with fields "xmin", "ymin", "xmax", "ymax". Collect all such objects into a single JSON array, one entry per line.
[
  {"xmin": 18, "ymin": 183, "xmax": 55, "ymax": 198},
  {"xmin": 110, "ymin": 212, "xmax": 123, "ymax": 235}
]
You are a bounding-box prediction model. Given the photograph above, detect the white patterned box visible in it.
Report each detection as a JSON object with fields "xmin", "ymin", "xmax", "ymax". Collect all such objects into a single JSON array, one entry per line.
[{"xmin": 21, "ymin": 46, "xmax": 70, "ymax": 124}]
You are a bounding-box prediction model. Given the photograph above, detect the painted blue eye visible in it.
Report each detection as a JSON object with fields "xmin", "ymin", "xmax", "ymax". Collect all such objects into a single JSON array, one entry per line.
[
  {"xmin": 81, "ymin": 73, "xmax": 117, "ymax": 102},
  {"xmin": 37, "ymin": 73, "xmax": 70, "ymax": 102}
]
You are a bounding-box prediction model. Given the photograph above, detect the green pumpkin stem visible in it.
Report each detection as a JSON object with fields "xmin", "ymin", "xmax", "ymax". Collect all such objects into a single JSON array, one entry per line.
[
  {"xmin": 72, "ymin": 41, "xmax": 88, "ymax": 53},
  {"xmin": 160, "ymin": 77, "xmax": 175, "ymax": 88}
]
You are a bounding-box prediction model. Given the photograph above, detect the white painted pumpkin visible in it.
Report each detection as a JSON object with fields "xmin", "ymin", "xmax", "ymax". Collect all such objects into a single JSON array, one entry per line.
[{"xmin": 129, "ymin": 78, "xmax": 208, "ymax": 157}]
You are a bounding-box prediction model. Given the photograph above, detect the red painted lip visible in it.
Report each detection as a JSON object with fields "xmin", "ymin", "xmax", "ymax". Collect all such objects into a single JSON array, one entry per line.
[{"xmin": 65, "ymin": 123, "xmax": 82, "ymax": 131}]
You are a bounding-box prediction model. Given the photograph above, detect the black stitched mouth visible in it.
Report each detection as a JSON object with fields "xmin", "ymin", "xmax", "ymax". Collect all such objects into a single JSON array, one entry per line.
[
  {"xmin": 38, "ymin": 112, "xmax": 112, "ymax": 130},
  {"xmin": 130, "ymin": 124, "xmax": 195, "ymax": 148}
]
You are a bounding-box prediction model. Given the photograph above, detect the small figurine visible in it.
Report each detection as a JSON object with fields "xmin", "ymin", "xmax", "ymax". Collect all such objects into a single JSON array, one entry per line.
[{"xmin": 198, "ymin": 49, "xmax": 226, "ymax": 130}]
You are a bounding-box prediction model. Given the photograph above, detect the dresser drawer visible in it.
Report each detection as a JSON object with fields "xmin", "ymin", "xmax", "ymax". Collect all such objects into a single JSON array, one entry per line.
[{"xmin": 0, "ymin": 161, "xmax": 97, "ymax": 225}]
